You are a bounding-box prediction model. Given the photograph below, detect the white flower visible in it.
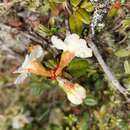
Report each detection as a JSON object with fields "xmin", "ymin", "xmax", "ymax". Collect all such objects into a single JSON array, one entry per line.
[
  {"xmin": 51, "ymin": 33, "xmax": 92, "ymax": 58},
  {"xmin": 14, "ymin": 45, "xmax": 45, "ymax": 84},
  {"xmin": 12, "ymin": 113, "xmax": 32, "ymax": 129},
  {"xmin": 57, "ymin": 77, "xmax": 86, "ymax": 105},
  {"xmin": 51, "ymin": 34, "xmax": 92, "ymax": 76}
]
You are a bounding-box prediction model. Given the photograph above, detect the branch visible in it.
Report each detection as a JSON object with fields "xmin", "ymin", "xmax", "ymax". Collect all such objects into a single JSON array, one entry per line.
[
  {"xmin": 87, "ymin": 0, "xmax": 129, "ymax": 98},
  {"xmin": 87, "ymin": 38, "xmax": 128, "ymax": 97}
]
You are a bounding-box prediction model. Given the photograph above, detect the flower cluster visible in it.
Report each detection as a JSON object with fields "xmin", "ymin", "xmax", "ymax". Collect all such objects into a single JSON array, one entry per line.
[{"xmin": 14, "ymin": 33, "xmax": 92, "ymax": 105}]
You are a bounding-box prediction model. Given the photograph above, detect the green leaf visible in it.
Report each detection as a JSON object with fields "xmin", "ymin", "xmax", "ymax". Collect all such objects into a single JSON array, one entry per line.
[
  {"xmin": 28, "ymin": 0, "xmax": 40, "ymax": 12},
  {"xmin": 31, "ymin": 84, "xmax": 44, "ymax": 96},
  {"xmin": 30, "ymin": 77, "xmax": 53, "ymax": 96},
  {"xmin": 84, "ymin": 96, "xmax": 98, "ymax": 106},
  {"xmin": 67, "ymin": 59, "xmax": 89, "ymax": 78},
  {"xmin": 49, "ymin": 0, "xmax": 59, "ymax": 16},
  {"xmin": 76, "ymin": 9, "xmax": 91, "ymax": 24},
  {"xmin": 69, "ymin": 13, "xmax": 83, "ymax": 34},
  {"xmin": 118, "ymin": 122, "xmax": 129, "ymax": 130},
  {"xmin": 80, "ymin": 1, "xmax": 94, "ymax": 12},
  {"xmin": 80, "ymin": 113, "xmax": 90, "ymax": 130},
  {"xmin": 121, "ymin": 17, "xmax": 130, "ymax": 30},
  {"xmin": 70, "ymin": 0, "xmax": 81, "ymax": 7},
  {"xmin": 115, "ymin": 49, "xmax": 130, "ymax": 58},
  {"xmin": 108, "ymin": 7, "xmax": 118, "ymax": 17},
  {"xmin": 44, "ymin": 59, "xmax": 57, "ymax": 69},
  {"xmin": 124, "ymin": 60, "xmax": 130, "ymax": 74},
  {"xmin": 121, "ymin": 0, "xmax": 125, "ymax": 4},
  {"xmin": 36, "ymin": 24, "xmax": 52, "ymax": 37}
]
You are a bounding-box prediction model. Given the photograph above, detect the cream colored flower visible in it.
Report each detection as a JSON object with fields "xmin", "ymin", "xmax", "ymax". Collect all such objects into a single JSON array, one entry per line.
[
  {"xmin": 57, "ymin": 77, "xmax": 86, "ymax": 105},
  {"xmin": 51, "ymin": 33, "xmax": 92, "ymax": 58},
  {"xmin": 14, "ymin": 45, "xmax": 51, "ymax": 84},
  {"xmin": 12, "ymin": 114, "xmax": 31, "ymax": 129},
  {"xmin": 51, "ymin": 34, "xmax": 92, "ymax": 76}
]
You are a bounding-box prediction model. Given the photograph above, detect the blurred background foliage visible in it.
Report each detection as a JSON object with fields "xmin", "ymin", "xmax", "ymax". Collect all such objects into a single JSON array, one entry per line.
[{"xmin": 0, "ymin": 0, "xmax": 130, "ymax": 130}]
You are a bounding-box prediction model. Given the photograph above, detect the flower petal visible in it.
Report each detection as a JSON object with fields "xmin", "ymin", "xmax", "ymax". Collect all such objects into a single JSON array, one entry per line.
[
  {"xmin": 51, "ymin": 36, "xmax": 66, "ymax": 50},
  {"xmin": 57, "ymin": 77, "xmax": 86, "ymax": 105},
  {"xmin": 14, "ymin": 73, "xmax": 28, "ymax": 84},
  {"xmin": 29, "ymin": 45, "xmax": 44, "ymax": 61},
  {"xmin": 14, "ymin": 55, "xmax": 30, "ymax": 74},
  {"xmin": 74, "ymin": 83, "xmax": 86, "ymax": 99},
  {"xmin": 67, "ymin": 93, "xmax": 83, "ymax": 105},
  {"xmin": 64, "ymin": 34, "xmax": 92, "ymax": 58},
  {"xmin": 26, "ymin": 59, "xmax": 51, "ymax": 77},
  {"xmin": 74, "ymin": 39, "xmax": 92, "ymax": 58},
  {"xmin": 14, "ymin": 46, "xmax": 45, "ymax": 84},
  {"xmin": 67, "ymin": 84, "xmax": 86, "ymax": 105},
  {"xmin": 14, "ymin": 46, "xmax": 44, "ymax": 74},
  {"xmin": 64, "ymin": 33, "xmax": 79, "ymax": 45}
]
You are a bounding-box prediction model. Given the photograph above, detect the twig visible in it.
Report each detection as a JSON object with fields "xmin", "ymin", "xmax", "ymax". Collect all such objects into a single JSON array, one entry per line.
[
  {"xmin": 0, "ymin": 83, "xmax": 15, "ymax": 88},
  {"xmin": 87, "ymin": 0, "xmax": 129, "ymax": 98},
  {"xmin": 21, "ymin": 32, "xmax": 43, "ymax": 44},
  {"xmin": 87, "ymin": 38, "xmax": 128, "ymax": 97}
]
